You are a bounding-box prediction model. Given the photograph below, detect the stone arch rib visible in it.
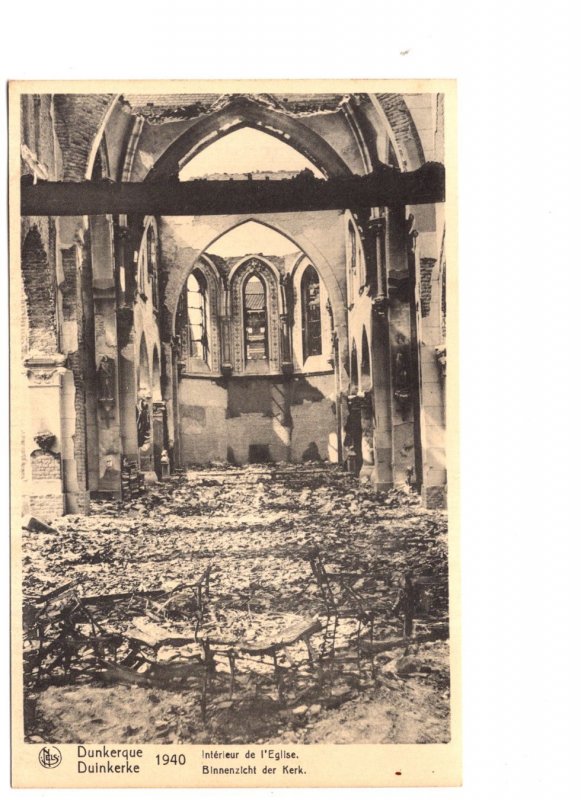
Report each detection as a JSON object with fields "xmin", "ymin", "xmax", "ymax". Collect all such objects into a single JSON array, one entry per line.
[
  {"xmin": 146, "ymin": 98, "xmax": 352, "ymax": 181},
  {"xmin": 373, "ymin": 93, "xmax": 425, "ymax": 170}
]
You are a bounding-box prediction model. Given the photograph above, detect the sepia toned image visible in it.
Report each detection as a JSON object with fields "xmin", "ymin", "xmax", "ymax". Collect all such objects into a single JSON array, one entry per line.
[{"xmin": 10, "ymin": 80, "xmax": 458, "ymax": 787}]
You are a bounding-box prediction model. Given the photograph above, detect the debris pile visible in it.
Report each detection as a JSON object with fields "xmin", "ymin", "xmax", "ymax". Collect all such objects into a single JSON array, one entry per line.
[
  {"xmin": 22, "ymin": 463, "xmax": 450, "ymax": 744},
  {"xmin": 23, "ymin": 572, "xmax": 211, "ymax": 692}
]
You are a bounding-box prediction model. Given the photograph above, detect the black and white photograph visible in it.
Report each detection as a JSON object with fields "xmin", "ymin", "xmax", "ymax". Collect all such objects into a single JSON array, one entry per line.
[{"xmin": 10, "ymin": 81, "xmax": 458, "ymax": 787}]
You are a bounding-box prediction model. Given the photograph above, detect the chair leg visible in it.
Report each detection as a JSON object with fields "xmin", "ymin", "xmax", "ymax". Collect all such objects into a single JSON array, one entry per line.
[{"xmin": 228, "ymin": 651, "xmax": 236, "ymax": 700}]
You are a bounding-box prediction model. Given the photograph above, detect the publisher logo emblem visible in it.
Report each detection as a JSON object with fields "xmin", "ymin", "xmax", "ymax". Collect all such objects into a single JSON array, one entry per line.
[{"xmin": 39, "ymin": 746, "xmax": 62, "ymax": 769}]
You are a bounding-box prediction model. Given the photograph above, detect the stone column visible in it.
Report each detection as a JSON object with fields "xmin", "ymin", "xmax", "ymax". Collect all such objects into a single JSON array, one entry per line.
[
  {"xmin": 117, "ymin": 320, "xmax": 139, "ymax": 463},
  {"xmin": 280, "ymin": 274, "xmax": 293, "ymax": 374},
  {"xmin": 370, "ymin": 301, "xmax": 394, "ymax": 491},
  {"xmin": 57, "ymin": 217, "xmax": 91, "ymax": 514},
  {"xmin": 417, "ymin": 239, "xmax": 447, "ymax": 508},
  {"xmin": 220, "ymin": 285, "xmax": 233, "ymax": 376},
  {"xmin": 137, "ymin": 395, "xmax": 156, "ymax": 484},
  {"xmin": 359, "ymin": 392, "xmax": 375, "ymax": 483},
  {"xmin": 152, "ymin": 401, "xmax": 168, "ymax": 479},
  {"xmin": 386, "ymin": 208, "xmax": 418, "ymax": 488},
  {"xmin": 90, "ymin": 215, "xmax": 123, "ymax": 498},
  {"xmin": 405, "ymin": 194, "xmax": 448, "ymax": 508},
  {"xmin": 328, "ymin": 326, "xmax": 341, "ymax": 464},
  {"xmin": 168, "ymin": 338, "xmax": 181, "ymax": 469},
  {"xmin": 368, "ymin": 214, "xmax": 387, "ymax": 300},
  {"xmin": 280, "ymin": 312, "xmax": 293, "ymax": 374},
  {"xmin": 364, "ymin": 211, "xmax": 395, "ymax": 491},
  {"xmin": 335, "ymin": 307, "xmax": 350, "ymax": 470},
  {"xmin": 344, "ymin": 394, "xmax": 363, "ymax": 476}
]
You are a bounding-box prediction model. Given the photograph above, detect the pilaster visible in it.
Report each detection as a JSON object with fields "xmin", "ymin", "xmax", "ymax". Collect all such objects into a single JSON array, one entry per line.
[{"xmin": 22, "ymin": 354, "xmax": 68, "ymax": 519}]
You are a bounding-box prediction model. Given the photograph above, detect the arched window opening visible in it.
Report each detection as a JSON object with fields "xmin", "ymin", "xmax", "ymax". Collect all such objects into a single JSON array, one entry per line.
[
  {"xmin": 175, "ymin": 289, "xmax": 189, "ymax": 368},
  {"xmin": 361, "ymin": 327, "xmax": 371, "ymax": 392},
  {"xmin": 358, "ymin": 242, "xmax": 366, "ymax": 288},
  {"xmin": 301, "ymin": 265, "xmax": 322, "ymax": 358},
  {"xmin": 187, "ymin": 270, "xmax": 209, "ymax": 363},
  {"xmin": 91, "ymin": 138, "xmax": 110, "ymax": 181},
  {"xmin": 152, "ymin": 346, "xmax": 162, "ymax": 403},
  {"xmin": 348, "ymin": 221, "xmax": 357, "ymax": 304},
  {"xmin": 147, "ymin": 225, "xmax": 159, "ymax": 309},
  {"xmin": 138, "ymin": 336, "xmax": 150, "ymax": 395},
  {"xmin": 137, "ymin": 245, "xmax": 147, "ymax": 297},
  {"xmin": 350, "ymin": 342, "xmax": 359, "ymax": 395},
  {"xmin": 349, "ymin": 222, "xmax": 357, "ymax": 273},
  {"xmin": 244, "ymin": 274, "xmax": 268, "ymax": 363},
  {"xmin": 136, "ymin": 221, "xmax": 159, "ymax": 303}
]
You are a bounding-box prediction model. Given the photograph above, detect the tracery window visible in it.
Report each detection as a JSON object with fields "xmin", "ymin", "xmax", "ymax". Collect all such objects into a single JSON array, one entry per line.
[
  {"xmin": 243, "ymin": 274, "xmax": 268, "ymax": 363},
  {"xmin": 186, "ymin": 270, "xmax": 209, "ymax": 363},
  {"xmin": 301, "ymin": 265, "xmax": 322, "ymax": 358},
  {"xmin": 348, "ymin": 221, "xmax": 357, "ymax": 304}
]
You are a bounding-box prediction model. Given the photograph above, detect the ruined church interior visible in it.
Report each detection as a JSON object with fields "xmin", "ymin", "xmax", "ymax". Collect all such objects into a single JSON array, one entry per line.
[
  {"xmin": 18, "ymin": 89, "xmax": 450, "ymax": 745},
  {"xmin": 19, "ymin": 91, "xmax": 447, "ymax": 517}
]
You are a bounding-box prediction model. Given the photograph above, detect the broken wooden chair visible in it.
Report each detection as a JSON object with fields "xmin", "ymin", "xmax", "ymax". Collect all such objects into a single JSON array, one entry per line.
[
  {"xmin": 148, "ymin": 564, "xmax": 213, "ymax": 636},
  {"xmin": 392, "ymin": 572, "xmax": 440, "ymax": 639},
  {"xmin": 23, "ymin": 581, "xmax": 128, "ymax": 686},
  {"xmin": 199, "ymin": 616, "xmax": 322, "ymax": 712},
  {"xmin": 23, "ymin": 566, "xmax": 214, "ymax": 692},
  {"xmin": 305, "ymin": 545, "xmax": 376, "ymax": 680}
]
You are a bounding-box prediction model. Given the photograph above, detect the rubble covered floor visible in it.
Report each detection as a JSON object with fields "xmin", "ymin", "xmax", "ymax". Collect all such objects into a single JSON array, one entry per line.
[{"xmin": 22, "ymin": 464, "xmax": 450, "ymax": 745}]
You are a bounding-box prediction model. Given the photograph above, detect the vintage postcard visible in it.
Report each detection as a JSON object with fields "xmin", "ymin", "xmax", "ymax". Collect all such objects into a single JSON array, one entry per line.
[{"xmin": 9, "ymin": 79, "xmax": 459, "ymax": 788}]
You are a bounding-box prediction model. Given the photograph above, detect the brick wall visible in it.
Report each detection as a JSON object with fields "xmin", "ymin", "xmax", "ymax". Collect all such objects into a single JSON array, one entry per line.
[
  {"xmin": 28, "ymin": 495, "xmax": 64, "ymax": 521},
  {"xmin": 30, "ymin": 451, "xmax": 61, "ymax": 480},
  {"xmin": 375, "ymin": 94, "xmax": 425, "ymax": 170},
  {"xmin": 52, "ymin": 94, "xmax": 115, "ymax": 181},
  {"xmin": 21, "ymin": 222, "xmax": 58, "ymax": 353}
]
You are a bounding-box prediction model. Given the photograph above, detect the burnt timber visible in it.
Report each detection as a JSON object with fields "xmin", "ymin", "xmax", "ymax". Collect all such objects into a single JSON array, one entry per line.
[{"xmin": 21, "ymin": 162, "xmax": 445, "ymax": 217}]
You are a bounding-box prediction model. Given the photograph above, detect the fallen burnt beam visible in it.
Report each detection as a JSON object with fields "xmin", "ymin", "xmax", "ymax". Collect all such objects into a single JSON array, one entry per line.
[{"xmin": 21, "ymin": 162, "xmax": 445, "ymax": 217}]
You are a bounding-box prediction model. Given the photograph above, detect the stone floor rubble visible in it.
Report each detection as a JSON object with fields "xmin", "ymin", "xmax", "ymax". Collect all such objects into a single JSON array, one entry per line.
[{"xmin": 22, "ymin": 464, "xmax": 450, "ymax": 745}]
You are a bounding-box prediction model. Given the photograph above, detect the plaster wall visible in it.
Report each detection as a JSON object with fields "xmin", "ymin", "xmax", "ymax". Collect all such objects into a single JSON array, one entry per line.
[{"xmin": 178, "ymin": 373, "xmax": 336, "ymax": 466}]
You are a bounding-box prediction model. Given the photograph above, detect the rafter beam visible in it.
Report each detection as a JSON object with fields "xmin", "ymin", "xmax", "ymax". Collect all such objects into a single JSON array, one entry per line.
[{"xmin": 21, "ymin": 162, "xmax": 445, "ymax": 217}]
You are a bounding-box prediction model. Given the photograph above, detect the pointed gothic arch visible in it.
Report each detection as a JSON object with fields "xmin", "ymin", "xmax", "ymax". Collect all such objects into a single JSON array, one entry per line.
[
  {"xmin": 230, "ymin": 257, "xmax": 281, "ymax": 374},
  {"xmin": 152, "ymin": 346, "xmax": 162, "ymax": 403},
  {"xmin": 166, "ymin": 216, "xmax": 344, "ymax": 345},
  {"xmin": 136, "ymin": 217, "xmax": 160, "ymax": 306},
  {"xmin": 350, "ymin": 340, "xmax": 359, "ymax": 395},
  {"xmin": 137, "ymin": 334, "xmax": 150, "ymax": 397},
  {"xmin": 175, "ymin": 254, "xmax": 221, "ymax": 373},
  {"xmin": 361, "ymin": 326, "xmax": 371, "ymax": 393},
  {"xmin": 301, "ymin": 264, "xmax": 322, "ymax": 359},
  {"xmin": 179, "ymin": 126, "xmax": 324, "ymax": 181},
  {"xmin": 146, "ymin": 97, "xmax": 352, "ymax": 181}
]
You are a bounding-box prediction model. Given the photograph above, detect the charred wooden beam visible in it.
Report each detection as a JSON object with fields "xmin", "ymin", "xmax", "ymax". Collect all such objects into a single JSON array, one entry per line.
[{"xmin": 21, "ymin": 162, "xmax": 445, "ymax": 217}]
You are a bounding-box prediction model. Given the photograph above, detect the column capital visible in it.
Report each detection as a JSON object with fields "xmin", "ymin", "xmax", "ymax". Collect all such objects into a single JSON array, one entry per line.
[{"xmin": 24, "ymin": 352, "xmax": 67, "ymax": 369}]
